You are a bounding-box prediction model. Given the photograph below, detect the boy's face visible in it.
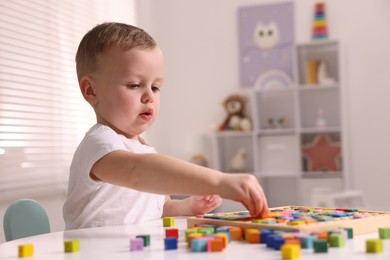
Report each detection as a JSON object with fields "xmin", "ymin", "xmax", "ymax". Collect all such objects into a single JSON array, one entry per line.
[{"xmin": 90, "ymin": 46, "xmax": 164, "ymax": 139}]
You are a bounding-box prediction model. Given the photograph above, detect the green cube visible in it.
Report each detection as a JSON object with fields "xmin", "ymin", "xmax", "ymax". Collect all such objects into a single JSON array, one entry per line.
[
  {"xmin": 185, "ymin": 228, "xmax": 198, "ymax": 242},
  {"xmin": 198, "ymin": 227, "xmax": 214, "ymax": 235},
  {"xmin": 379, "ymin": 228, "xmax": 390, "ymax": 239},
  {"xmin": 344, "ymin": 228, "xmax": 354, "ymax": 239},
  {"xmin": 136, "ymin": 235, "xmax": 151, "ymax": 247},
  {"xmin": 329, "ymin": 234, "xmax": 345, "ymax": 247},
  {"xmin": 366, "ymin": 239, "xmax": 383, "ymax": 253},
  {"xmin": 313, "ymin": 239, "xmax": 328, "ymax": 253}
]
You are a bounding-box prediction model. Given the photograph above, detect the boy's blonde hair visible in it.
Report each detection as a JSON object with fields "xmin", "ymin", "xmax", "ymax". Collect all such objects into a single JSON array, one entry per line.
[{"xmin": 75, "ymin": 22, "xmax": 157, "ymax": 82}]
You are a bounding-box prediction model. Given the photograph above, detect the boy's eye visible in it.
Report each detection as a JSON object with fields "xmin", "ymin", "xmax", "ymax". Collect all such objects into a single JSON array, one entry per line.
[
  {"xmin": 127, "ymin": 84, "xmax": 140, "ymax": 89},
  {"xmin": 152, "ymin": 86, "xmax": 160, "ymax": 92}
]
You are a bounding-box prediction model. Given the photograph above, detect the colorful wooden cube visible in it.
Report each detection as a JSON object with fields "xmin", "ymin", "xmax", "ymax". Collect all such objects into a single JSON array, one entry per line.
[
  {"xmin": 266, "ymin": 234, "xmax": 280, "ymax": 248},
  {"xmin": 191, "ymin": 238, "xmax": 207, "ymax": 252},
  {"xmin": 260, "ymin": 229, "xmax": 272, "ymax": 244},
  {"xmin": 207, "ymin": 238, "xmax": 224, "ymax": 252},
  {"xmin": 18, "ymin": 244, "xmax": 34, "ymax": 257},
  {"xmin": 136, "ymin": 234, "xmax": 150, "ymax": 247},
  {"xmin": 313, "ymin": 239, "xmax": 328, "ymax": 253},
  {"xmin": 185, "ymin": 228, "xmax": 198, "ymax": 241},
  {"xmin": 379, "ymin": 228, "xmax": 390, "ymax": 239},
  {"xmin": 273, "ymin": 236, "xmax": 286, "ymax": 250},
  {"xmin": 215, "ymin": 233, "xmax": 229, "ymax": 248},
  {"xmin": 164, "ymin": 237, "xmax": 178, "ymax": 250},
  {"xmin": 228, "ymin": 227, "xmax": 242, "ymax": 241},
  {"xmin": 198, "ymin": 227, "xmax": 214, "ymax": 235},
  {"xmin": 187, "ymin": 233, "xmax": 203, "ymax": 248},
  {"xmin": 64, "ymin": 240, "xmax": 80, "ymax": 253},
  {"xmin": 366, "ymin": 239, "xmax": 383, "ymax": 253},
  {"xmin": 285, "ymin": 238, "xmax": 301, "ymax": 245},
  {"xmin": 130, "ymin": 238, "xmax": 144, "ymax": 251},
  {"xmin": 163, "ymin": 217, "xmax": 174, "ymax": 227},
  {"xmin": 329, "ymin": 233, "xmax": 345, "ymax": 247},
  {"xmin": 217, "ymin": 231, "xmax": 231, "ymax": 243},
  {"xmin": 165, "ymin": 228, "xmax": 179, "ymax": 238},
  {"xmin": 300, "ymin": 235, "xmax": 316, "ymax": 249},
  {"xmin": 281, "ymin": 244, "xmax": 300, "ymax": 260},
  {"xmin": 344, "ymin": 227, "xmax": 354, "ymax": 239},
  {"xmin": 245, "ymin": 228, "xmax": 258, "ymax": 241},
  {"xmin": 246, "ymin": 229, "xmax": 260, "ymax": 243}
]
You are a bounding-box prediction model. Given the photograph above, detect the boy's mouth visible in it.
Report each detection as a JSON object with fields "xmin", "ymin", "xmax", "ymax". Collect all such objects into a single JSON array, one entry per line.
[{"xmin": 139, "ymin": 109, "xmax": 153, "ymax": 121}]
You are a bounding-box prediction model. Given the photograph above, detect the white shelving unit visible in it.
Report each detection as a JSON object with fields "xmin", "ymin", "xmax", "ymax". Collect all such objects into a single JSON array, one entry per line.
[{"xmin": 212, "ymin": 40, "xmax": 347, "ymax": 208}]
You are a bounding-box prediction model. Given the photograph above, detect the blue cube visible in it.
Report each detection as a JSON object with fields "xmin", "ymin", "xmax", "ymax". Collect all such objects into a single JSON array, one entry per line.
[{"xmin": 164, "ymin": 237, "xmax": 178, "ymax": 250}]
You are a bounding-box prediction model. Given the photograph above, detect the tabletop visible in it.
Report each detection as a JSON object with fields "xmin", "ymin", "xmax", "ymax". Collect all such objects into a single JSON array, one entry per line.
[{"xmin": 1, "ymin": 217, "xmax": 390, "ymax": 259}]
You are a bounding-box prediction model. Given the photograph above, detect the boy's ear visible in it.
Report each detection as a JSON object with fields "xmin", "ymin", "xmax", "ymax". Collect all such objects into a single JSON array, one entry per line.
[{"xmin": 80, "ymin": 76, "xmax": 98, "ymax": 105}]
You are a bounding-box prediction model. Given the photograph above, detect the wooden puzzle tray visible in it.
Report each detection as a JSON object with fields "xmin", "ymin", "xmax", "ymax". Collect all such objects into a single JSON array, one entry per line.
[{"xmin": 187, "ymin": 206, "xmax": 390, "ymax": 235}]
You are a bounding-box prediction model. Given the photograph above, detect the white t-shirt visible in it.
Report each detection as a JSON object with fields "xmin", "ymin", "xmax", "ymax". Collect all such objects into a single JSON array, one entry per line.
[{"xmin": 63, "ymin": 124, "xmax": 165, "ymax": 230}]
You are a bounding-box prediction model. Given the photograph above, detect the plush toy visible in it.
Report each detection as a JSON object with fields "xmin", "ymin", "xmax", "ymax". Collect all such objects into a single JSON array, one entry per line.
[
  {"xmin": 191, "ymin": 153, "xmax": 208, "ymax": 167},
  {"xmin": 229, "ymin": 148, "xmax": 247, "ymax": 172},
  {"xmin": 219, "ymin": 94, "xmax": 252, "ymax": 131}
]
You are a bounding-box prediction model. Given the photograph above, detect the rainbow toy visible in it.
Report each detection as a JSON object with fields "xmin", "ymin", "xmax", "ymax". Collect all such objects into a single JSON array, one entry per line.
[{"xmin": 312, "ymin": 2, "xmax": 328, "ymax": 40}]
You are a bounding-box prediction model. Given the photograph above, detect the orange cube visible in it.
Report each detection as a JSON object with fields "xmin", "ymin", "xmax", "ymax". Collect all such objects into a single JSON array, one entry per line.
[
  {"xmin": 215, "ymin": 233, "xmax": 228, "ymax": 248},
  {"xmin": 228, "ymin": 227, "xmax": 242, "ymax": 241},
  {"xmin": 208, "ymin": 238, "xmax": 224, "ymax": 252},
  {"xmin": 285, "ymin": 238, "xmax": 301, "ymax": 245}
]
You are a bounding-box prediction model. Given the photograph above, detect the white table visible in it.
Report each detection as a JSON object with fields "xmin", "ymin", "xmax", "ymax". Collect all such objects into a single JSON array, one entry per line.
[{"xmin": 0, "ymin": 217, "xmax": 389, "ymax": 259}]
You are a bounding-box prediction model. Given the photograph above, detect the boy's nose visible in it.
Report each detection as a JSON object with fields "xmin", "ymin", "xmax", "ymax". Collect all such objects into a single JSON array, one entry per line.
[{"xmin": 141, "ymin": 89, "xmax": 154, "ymax": 103}]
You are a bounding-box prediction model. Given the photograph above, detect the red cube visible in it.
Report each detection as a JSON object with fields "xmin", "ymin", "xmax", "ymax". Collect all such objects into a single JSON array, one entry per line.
[{"xmin": 165, "ymin": 228, "xmax": 179, "ymax": 238}]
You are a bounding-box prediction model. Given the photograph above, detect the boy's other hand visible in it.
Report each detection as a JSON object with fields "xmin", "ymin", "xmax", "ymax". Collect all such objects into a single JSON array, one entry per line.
[{"xmin": 188, "ymin": 195, "xmax": 222, "ymax": 215}]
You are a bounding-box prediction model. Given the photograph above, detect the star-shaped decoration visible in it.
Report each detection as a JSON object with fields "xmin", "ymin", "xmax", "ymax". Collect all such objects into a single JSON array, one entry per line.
[{"xmin": 302, "ymin": 134, "xmax": 342, "ymax": 172}]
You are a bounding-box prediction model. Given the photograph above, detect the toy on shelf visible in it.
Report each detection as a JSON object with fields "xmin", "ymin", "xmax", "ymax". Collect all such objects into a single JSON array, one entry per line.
[
  {"xmin": 219, "ymin": 94, "xmax": 252, "ymax": 131},
  {"xmin": 312, "ymin": 2, "xmax": 328, "ymax": 40},
  {"xmin": 264, "ymin": 116, "xmax": 291, "ymax": 129},
  {"xmin": 315, "ymin": 108, "xmax": 327, "ymax": 128},
  {"xmin": 317, "ymin": 60, "xmax": 335, "ymax": 85},
  {"xmin": 229, "ymin": 148, "xmax": 247, "ymax": 173},
  {"xmin": 191, "ymin": 153, "xmax": 208, "ymax": 167},
  {"xmin": 306, "ymin": 59, "xmax": 335, "ymax": 85},
  {"xmin": 302, "ymin": 134, "xmax": 341, "ymax": 172}
]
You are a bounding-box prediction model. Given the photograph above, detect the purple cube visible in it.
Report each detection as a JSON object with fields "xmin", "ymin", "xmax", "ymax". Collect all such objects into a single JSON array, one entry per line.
[{"xmin": 130, "ymin": 238, "xmax": 144, "ymax": 251}]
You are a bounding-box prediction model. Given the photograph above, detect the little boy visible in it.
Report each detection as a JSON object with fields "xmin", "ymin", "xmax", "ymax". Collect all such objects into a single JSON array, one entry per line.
[{"xmin": 63, "ymin": 22, "xmax": 268, "ymax": 230}]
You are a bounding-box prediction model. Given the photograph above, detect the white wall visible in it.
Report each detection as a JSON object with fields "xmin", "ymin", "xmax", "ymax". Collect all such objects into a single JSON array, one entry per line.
[{"xmin": 138, "ymin": 0, "xmax": 390, "ymax": 210}]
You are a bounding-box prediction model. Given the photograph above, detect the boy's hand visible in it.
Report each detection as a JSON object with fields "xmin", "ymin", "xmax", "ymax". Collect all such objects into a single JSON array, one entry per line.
[
  {"xmin": 188, "ymin": 195, "xmax": 222, "ymax": 215},
  {"xmin": 219, "ymin": 174, "xmax": 269, "ymax": 218}
]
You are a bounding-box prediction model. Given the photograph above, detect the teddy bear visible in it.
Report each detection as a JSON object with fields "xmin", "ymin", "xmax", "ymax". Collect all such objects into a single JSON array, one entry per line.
[{"xmin": 219, "ymin": 94, "xmax": 252, "ymax": 131}]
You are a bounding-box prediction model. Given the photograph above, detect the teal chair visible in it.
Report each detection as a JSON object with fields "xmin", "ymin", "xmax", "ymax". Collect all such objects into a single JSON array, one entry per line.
[{"xmin": 3, "ymin": 199, "xmax": 50, "ymax": 241}]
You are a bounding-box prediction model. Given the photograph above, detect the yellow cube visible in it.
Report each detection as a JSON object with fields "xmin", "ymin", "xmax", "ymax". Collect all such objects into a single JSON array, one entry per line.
[
  {"xmin": 163, "ymin": 217, "xmax": 175, "ymax": 227},
  {"xmin": 18, "ymin": 244, "xmax": 34, "ymax": 257},
  {"xmin": 64, "ymin": 240, "xmax": 80, "ymax": 253},
  {"xmin": 366, "ymin": 239, "xmax": 383, "ymax": 253},
  {"xmin": 281, "ymin": 244, "xmax": 301, "ymax": 260}
]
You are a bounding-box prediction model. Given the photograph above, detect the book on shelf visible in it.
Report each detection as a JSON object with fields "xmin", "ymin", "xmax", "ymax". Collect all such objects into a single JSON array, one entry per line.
[{"xmin": 306, "ymin": 59, "xmax": 320, "ymax": 85}]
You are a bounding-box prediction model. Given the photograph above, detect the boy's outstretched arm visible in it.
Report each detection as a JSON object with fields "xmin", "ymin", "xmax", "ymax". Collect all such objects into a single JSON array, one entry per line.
[{"xmin": 91, "ymin": 150, "xmax": 268, "ymax": 217}]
